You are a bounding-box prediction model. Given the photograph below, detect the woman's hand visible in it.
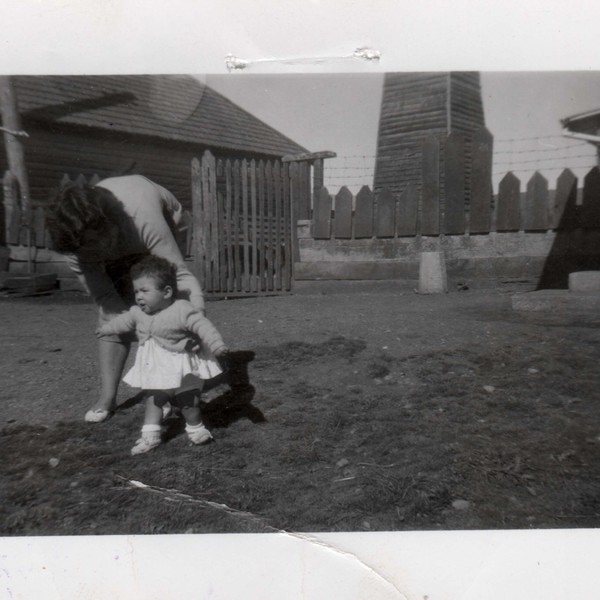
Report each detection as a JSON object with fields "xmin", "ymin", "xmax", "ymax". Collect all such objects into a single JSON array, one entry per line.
[{"xmin": 184, "ymin": 337, "xmax": 201, "ymax": 353}]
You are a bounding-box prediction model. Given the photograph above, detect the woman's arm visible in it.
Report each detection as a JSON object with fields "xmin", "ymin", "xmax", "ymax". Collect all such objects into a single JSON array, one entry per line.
[
  {"xmin": 66, "ymin": 255, "xmax": 129, "ymax": 319},
  {"xmin": 137, "ymin": 183, "xmax": 206, "ymax": 313}
]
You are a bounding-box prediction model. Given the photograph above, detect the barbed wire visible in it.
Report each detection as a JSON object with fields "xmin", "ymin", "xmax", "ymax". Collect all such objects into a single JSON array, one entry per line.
[
  {"xmin": 316, "ymin": 143, "xmax": 593, "ymax": 162},
  {"xmin": 318, "ymin": 132, "xmax": 598, "ymax": 190},
  {"xmin": 494, "ymin": 155, "xmax": 596, "ymax": 167},
  {"xmin": 494, "ymin": 134, "xmax": 571, "ymax": 143},
  {"xmin": 494, "ymin": 143, "xmax": 589, "ymax": 155}
]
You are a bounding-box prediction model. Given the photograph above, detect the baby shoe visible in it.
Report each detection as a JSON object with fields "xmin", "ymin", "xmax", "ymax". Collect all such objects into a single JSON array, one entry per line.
[
  {"xmin": 185, "ymin": 423, "xmax": 213, "ymax": 445},
  {"xmin": 131, "ymin": 427, "xmax": 162, "ymax": 455},
  {"xmin": 84, "ymin": 408, "xmax": 112, "ymax": 423}
]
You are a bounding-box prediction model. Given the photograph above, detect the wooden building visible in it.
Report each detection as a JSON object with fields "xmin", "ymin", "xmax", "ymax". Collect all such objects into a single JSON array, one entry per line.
[
  {"xmin": 2, "ymin": 75, "xmax": 307, "ymax": 210},
  {"xmin": 373, "ymin": 72, "xmax": 485, "ymax": 201},
  {"xmin": 561, "ymin": 108, "xmax": 600, "ymax": 165}
]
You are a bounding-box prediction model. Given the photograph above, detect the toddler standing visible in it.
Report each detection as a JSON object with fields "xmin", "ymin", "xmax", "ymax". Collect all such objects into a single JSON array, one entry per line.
[{"xmin": 97, "ymin": 255, "xmax": 229, "ymax": 455}]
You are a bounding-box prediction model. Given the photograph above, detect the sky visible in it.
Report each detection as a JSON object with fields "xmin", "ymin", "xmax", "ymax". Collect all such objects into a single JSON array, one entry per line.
[
  {"xmin": 207, "ymin": 71, "xmax": 600, "ymax": 193},
  {"xmin": 3, "ymin": 1, "xmax": 600, "ymax": 194}
]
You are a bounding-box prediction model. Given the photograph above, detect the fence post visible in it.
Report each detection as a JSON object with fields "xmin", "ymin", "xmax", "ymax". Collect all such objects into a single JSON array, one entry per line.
[
  {"xmin": 523, "ymin": 172, "xmax": 549, "ymax": 231},
  {"xmin": 333, "ymin": 186, "xmax": 353, "ymax": 239},
  {"xmin": 444, "ymin": 131, "xmax": 466, "ymax": 235},
  {"xmin": 190, "ymin": 156, "xmax": 205, "ymax": 289},
  {"xmin": 496, "ymin": 172, "xmax": 521, "ymax": 232},
  {"xmin": 273, "ymin": 161, "xmax": 282, "ymax": 291},
  {"xmin": 313, "ymin": 158, "xmax": 324, "ymax": 202},
  {"xmin": 375, "ymin": 187, "xmax": 395, "ymax": 238},
  {"xmin": 2, "ymin": 170, "xmax": 17, "ymax": 246},
  {"xmin": 250, "ymin": 159, "xmax": 259, "ymax": 293},
  {"xmin": 552, "ymin": 169, "xmax": 578, "ymax": 230},
  {"xmin": 265, "ymin": 161, "xmax": 275, "ymax": 292},
  {"xmin": 470, "ymin": 127, "xmax": 493, "ymax": 234},
  {"xmin": 397, "ymin": 183, "xmax": 418, "ymax": 237},
  {"xmin": 354, "ymin": 186, "xmax": 374, "ymax": 239},
  {"xmin": 282, "ymin": 150, "xmax": 336, "ymax": 223},
  {"xmin": 193, "ymin": 151, "xmax": 218, "ymax": 293},
  {"xmin": 0, "ymin": 76, "xmax": 31, "ymax": 222},
  {"xmin": 282, "ymin": 162, "xmax": 292, "ymax": 291},
  {"xmin": 313, "ymin": 186, "xmax": 332, "ymax": 240},
  {"xmin": 581, "ymin": 167, "xmax": 600, "ymax": 229}
]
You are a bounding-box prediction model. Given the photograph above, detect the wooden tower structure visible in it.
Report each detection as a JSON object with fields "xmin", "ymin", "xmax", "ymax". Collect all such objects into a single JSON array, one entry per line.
[{"xmin": 373, "ymin": 72, "xmax": 486, "ymax": 201}]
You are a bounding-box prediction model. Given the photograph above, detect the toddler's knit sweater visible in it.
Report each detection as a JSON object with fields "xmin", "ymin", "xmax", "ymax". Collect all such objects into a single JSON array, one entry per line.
[{"xmin": 98, "ymin": 299, "xmax": 226, "ymax": 354}]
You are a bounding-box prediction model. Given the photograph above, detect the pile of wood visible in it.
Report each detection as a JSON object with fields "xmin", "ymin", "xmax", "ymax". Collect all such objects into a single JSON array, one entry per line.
[{"xmin": 0, "ymin": 272, "xmax": 57, "ymax": 297}]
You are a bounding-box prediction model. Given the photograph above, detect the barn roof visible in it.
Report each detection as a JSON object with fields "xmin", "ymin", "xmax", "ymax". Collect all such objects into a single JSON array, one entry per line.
[{"xmin": 13, "ymin": 75, "xmax": 308, "ymax": 157}]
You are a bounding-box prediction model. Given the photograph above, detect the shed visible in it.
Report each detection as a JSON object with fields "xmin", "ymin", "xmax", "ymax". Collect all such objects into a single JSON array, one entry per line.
[
  {"xmin": 561, "ymin": 108, "xmax": 600, "ymax": 165},
  {"xmin": 2, "ymin": 74, "xmax": 308, "ymax": 209}
]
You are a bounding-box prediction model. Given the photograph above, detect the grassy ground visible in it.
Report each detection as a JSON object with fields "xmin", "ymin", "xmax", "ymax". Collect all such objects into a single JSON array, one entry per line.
[{"xmin": 2, "ymin": 285, "xmax": 600, "ymax": 535}]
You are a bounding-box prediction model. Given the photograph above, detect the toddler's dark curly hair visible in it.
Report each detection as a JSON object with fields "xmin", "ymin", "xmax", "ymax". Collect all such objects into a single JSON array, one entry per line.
[
  {"xmin": 45, "ymin": 182, "xmax": 123, "ymax": 253},
  {"xmin": 130, "ymin": 255, "xmax": 178, "ymax": 293}
]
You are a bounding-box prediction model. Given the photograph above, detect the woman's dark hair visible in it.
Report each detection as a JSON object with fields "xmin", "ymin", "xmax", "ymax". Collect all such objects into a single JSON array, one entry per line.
[
  {"xmin": 130, "ymin": 255, "xmax": 178, "ymax": 293},
  {"xmin": 45, "ymin": 182, "xmax": 121, "ymax": 253}
]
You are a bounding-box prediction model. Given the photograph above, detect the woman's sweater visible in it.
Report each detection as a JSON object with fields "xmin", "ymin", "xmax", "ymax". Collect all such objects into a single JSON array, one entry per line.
[{"xmin": 67, "ymin": 175, "xmax": 204, "ymax": 318}]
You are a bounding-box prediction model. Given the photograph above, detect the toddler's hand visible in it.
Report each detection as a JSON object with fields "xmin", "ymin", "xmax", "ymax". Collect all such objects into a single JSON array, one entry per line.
[
  {"xmin": 95, "ymin": 327, "xmax": 105, "ymax": 338},
  {"xmin": 215, "ymin": 347, "xmax": 230, "ymax": 370}
]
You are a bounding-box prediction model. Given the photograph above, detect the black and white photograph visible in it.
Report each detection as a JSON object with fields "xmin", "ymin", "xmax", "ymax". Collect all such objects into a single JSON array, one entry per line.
[{"xmin": 2, "ymin": 2, "xmax": 600, "ymax": 599}]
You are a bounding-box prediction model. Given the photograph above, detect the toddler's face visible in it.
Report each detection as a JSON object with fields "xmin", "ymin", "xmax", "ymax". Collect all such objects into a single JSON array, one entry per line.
[{"xmin": 132, "ymin": 276, "xmax": 172, "ymax": 314}]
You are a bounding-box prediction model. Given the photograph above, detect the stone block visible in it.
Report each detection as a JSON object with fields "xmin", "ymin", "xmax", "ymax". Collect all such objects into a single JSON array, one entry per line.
[
  {"xmin": 418, "ymin": 251, "xmax": 448, "ymax": 294},
  {"xmin": 512, "ymin": 289, "xmax": 600, "ymax": 312},
  {"xmin": 568, "ymin": 271, "xmax": 600, "ymax": 291}
]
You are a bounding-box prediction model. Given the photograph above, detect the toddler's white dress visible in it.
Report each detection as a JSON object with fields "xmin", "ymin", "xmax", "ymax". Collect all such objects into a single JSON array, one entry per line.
[{"xmin": 123, "ymin": 338, "xmax": 222, "ymax": 391}]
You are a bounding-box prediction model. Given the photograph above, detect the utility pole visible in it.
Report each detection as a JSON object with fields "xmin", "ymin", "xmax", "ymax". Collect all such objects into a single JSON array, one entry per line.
[{"xmin": 0, "ymin": 75, "xmax": 30, "ymax": 218}]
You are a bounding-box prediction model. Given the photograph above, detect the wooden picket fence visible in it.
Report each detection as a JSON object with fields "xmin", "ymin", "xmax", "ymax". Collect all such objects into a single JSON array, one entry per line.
[
  {"xmin": 191, "ymin": 151, "xmax": 298, "ymax": 296},
  {"xmin": 311, "ymin": 129, "xmax": 600, "ymax": 239}
]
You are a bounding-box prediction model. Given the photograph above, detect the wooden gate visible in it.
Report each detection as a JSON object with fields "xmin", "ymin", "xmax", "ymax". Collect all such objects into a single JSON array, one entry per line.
[{"xmin": 191, "ymin": 151, "xmax": 294, "ymax": 296}]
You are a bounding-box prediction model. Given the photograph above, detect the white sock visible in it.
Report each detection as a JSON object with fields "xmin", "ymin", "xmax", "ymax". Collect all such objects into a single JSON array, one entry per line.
[
  {"xmin": 185, "ymin": 423, "xmax": 206, "ymax": 433},
  {"xmin": 141, "ymin": 424, "xmax": 162, "ymax": 434}
]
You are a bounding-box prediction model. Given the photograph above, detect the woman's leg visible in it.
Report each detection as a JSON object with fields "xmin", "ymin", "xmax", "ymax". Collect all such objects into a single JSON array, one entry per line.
[
  {"xmin": 88, "ymin": 338, "xmax": 130, "ymax": 414},
  {"xmin": 89, "ymin": 256, "xmax": 136, "ymax": 418}
]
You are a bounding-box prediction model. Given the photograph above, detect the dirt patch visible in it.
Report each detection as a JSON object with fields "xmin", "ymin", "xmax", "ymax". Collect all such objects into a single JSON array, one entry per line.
[{"xmin": 2, "ymin": 286, "xmax": 600, "ymax": 534}]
